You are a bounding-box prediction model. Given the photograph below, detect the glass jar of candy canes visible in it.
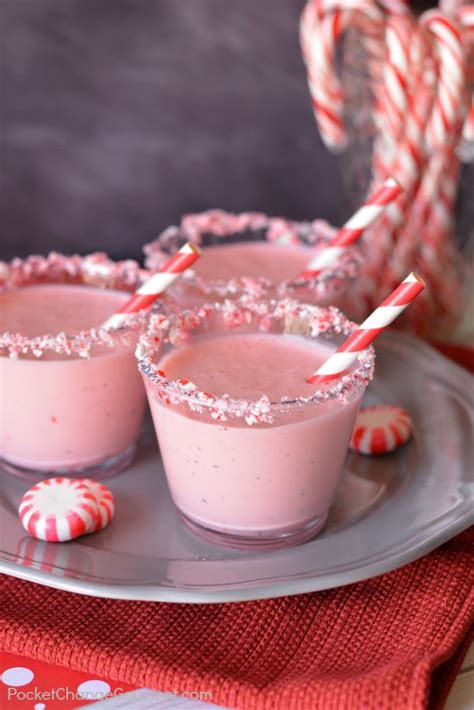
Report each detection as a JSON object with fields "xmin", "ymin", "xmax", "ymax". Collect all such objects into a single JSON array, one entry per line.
[{"xmin": 300, "ymin": 1, "xmax": 473, "ymax": 339}]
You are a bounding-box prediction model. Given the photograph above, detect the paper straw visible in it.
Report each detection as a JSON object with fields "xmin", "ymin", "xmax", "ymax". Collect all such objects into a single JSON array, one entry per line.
[
  {"xmin": 307, "ymin": 272, "xmax": 425, "ymax": 383},
  {"xmin": 104, "ymin": 242, "xmax": 201, "ymax": 328},
  {"xmin": 300, "ymin": 178, "xmax": 402, "ymax": 279}
]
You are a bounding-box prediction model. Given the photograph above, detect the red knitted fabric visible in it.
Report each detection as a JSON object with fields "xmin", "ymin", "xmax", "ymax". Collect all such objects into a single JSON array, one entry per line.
[{"xmin": 0, "ymin": 528, "xmax": 472, "ymax": 710}]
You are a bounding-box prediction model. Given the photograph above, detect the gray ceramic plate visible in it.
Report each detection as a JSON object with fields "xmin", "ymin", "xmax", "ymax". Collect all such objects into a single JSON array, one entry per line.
[{"xmin": 0, "ymin": 331, "xmax": 472, "ymax": 603}]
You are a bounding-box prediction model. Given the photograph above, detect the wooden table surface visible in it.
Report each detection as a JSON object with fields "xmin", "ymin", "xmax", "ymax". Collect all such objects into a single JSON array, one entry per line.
[{"xmin": 445, "ymin": 645, "xmax": 474, "ymax": 709}]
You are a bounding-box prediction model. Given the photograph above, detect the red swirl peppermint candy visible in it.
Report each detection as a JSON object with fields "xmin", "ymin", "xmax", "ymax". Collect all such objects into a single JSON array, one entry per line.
[
  {"xmin": 81, "ymin": 479, "xmax": 115, "ymax": 532},
  {"xmin": 18, "ymin": 478, "xmax": 99, "ymax": 542},
  {"xmin": 350, "ymin": 405, "xmax": 413, "ymax": 455}
]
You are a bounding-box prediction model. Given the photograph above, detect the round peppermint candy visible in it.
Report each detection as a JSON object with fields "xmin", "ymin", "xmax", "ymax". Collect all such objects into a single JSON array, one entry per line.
[
  {"xmin": 81, "ymin": 479, "xmax": 115, "ymax": 532},
  {"xmin": 18, "ymin": 478, "xmax": 99, "ymax": 542},
  {"xmin": 350, "ymin": 405, "xmax": 413, "ymax": 455}
]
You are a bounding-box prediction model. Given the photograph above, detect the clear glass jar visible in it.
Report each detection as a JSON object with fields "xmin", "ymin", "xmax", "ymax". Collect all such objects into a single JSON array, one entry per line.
[{"xmin": 338, "ymin": 27, "xmax": 473, "ymax": 339}]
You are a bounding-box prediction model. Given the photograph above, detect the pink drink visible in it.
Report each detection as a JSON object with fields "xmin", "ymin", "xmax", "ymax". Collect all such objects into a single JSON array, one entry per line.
[
  {"xmin": 0, "ymin": 284, "xmax": 127, "ymax": 336},
  {"xmin": 166, "ymin": 242, "xmax": 348, "ymax": 309},
  {"xmin": 0, "ymin": 284, "xmax": 146, "ymax": 478},
  {"xmin": 143, "ymin": 211, "xmax": 357, "ymax": 310},
  {"xmin": 194, "ymin": 242, "xmax": 316, "ymax": 282},
  {"xmin": 139, "ymin": 301, "xmax": 374, "ymax": 549}
]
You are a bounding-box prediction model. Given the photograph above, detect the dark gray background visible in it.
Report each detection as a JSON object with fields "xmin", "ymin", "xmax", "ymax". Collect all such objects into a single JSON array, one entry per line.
[{"xmin": 1, "ymin": 0, "xmax": 343, "ymax": 262}]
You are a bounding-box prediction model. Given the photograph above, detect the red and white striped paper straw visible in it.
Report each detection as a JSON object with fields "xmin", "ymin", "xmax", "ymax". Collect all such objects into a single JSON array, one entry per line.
[
  {"xmin": 104, "ymin": 242, "xmax": 201, "ymax": 327},
  {"xmin": 307, "ymin": 272, "xmax": 425, "ymax": 383},
  {"xmin": 300, "ymin": 178, "xmax": 402, "ymax": 279}
]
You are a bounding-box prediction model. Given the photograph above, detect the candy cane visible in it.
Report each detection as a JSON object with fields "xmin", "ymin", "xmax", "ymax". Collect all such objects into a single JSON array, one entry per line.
[
  {"xmin": 418, "ymin": 144, "xmax": 462, "ymax": 309},
  {"xmin": 372, "ymin": 20, "xmax": 431, "ymax": 186},
  {"xmin": 395, "ymin": 11, "xmax": 467, "ymax": 295},
  {"xmin": 300, "ymin": 3, "xmax": 349, "ymax": 150},
  {"xmin": 378, "ymin": 15, "xmax": 412, "ymax": 145},
  {"xmin": 307, "ymin": 273, "xmax": 425, "ymax": 383},
  {"xmin": 463, "ymin": 97, "xmax": 474, "ymax": 140},
  {"xmin": 378, "ymin": 0, "xmax": 411, "ymax": 14},
  {"xmin": 300, "ymin": 0, "xmax": 383, "ymax": 151},
  {"xmin": 440, "ymin": 0, "xmax": 469, "ymax": 16},
  {"xmin": 380, "ymin": 17, "xmax": 464, "ymax": 290},
  {"xmin": 457, "ymin": 5, "xmax": 474, "ymax": 141},
  {"xmin": 422, "ymin": 11, "xmax": 467, "ymax": 151},
  {"xmin": 368, "ymin": 88, "xmax": 428, "ymax": 281}
]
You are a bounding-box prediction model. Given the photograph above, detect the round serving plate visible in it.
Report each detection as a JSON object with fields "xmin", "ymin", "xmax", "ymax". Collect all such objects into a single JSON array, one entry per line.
[{"xmin": 0, "ymin": 331, "xmax": 472, "ymax": 603}]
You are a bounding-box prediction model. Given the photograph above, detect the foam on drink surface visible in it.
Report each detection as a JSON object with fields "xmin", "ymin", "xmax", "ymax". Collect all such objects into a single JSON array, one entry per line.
[
  {"xmin": 193, "ymin": 243, "xmax": 313, "ymax": 282},
  {"xmin": 0, "ymin": 284, "xmax": 128, "ymax": 337},
  {"xmin": 158, "ymin": 333, "xmax": 333, "ymax": 403}
]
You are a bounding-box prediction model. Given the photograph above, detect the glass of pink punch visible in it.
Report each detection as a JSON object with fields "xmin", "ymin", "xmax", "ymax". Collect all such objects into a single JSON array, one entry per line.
[
  {"xmin": 137, "ymin": 298, "xmax": 375, "ymax": 550},
  {"xmin": 143, "ymin": 210, "xmax": 358, "ymax": 310},
  {"xmin": 0, "ymin": 253, "xmax": 148, "ymax": 480}
]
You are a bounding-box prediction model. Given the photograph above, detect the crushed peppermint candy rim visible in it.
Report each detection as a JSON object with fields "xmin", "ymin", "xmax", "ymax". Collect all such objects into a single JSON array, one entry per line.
[
  {"xmin": 0, "ymin": 252, "xmax": 151, "ymax": 359},
  {"xmin": 143, "ymin": 209, "xmax": 359, "ymax": 297},
  {"xmin": 136, "ymin": 297, "xmax": 375, "ymax": 425}
]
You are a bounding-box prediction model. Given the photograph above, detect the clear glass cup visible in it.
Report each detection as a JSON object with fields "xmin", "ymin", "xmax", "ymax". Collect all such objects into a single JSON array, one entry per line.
[
  {"xmin": 143, "ymin": 210, "xmax": 358, "ymax": 312},
  {"xmin": 0, "ymin": 253, "xmax": 148, "ymax": 480},
  {"xmin": 137, "ymin": 298, "xmax": 374, "ymax": 550}
]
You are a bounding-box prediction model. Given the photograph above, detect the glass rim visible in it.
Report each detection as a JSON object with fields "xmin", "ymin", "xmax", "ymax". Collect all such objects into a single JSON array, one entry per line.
[
  {"xmin": 136, "ymin": 297, "xmax": 375, "ymax": 425},
  {"xmin": 0, "ymin": 252, "xmax": 149, "ymax": 359},
  {"xmin": 143, "ymin": 209, "xmax": 359, "ymax": 296}
]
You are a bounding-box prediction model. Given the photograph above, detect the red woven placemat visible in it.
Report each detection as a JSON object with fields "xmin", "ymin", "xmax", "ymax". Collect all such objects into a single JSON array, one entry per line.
[{"xmin": 0, "ymin": 528, "xmax": 472, "ymax": 710}]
